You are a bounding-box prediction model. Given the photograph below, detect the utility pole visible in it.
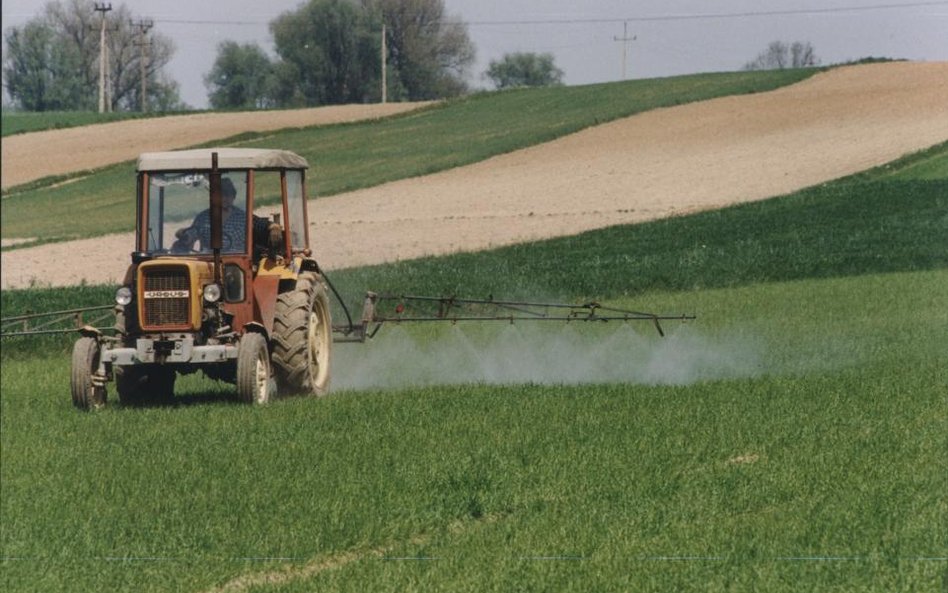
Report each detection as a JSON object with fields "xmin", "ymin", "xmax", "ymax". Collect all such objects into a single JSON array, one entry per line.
[
  {"xmin": 380, "ymin": 23, "xmax": 387, "ymax": 104},
  {"xmin": 131, "ymin": 19, "xmax": 154, "ymax": 112},
  {"xmin": 613, "ymin": 21, "xmax": 636, "ymax": 80},
  {"xmin": 94, "ymin": 3, "xmax": 112, "ymax": 113}
]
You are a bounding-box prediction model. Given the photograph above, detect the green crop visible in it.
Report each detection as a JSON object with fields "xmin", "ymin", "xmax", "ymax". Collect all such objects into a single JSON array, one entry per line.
[
  {"xmin": 2, "ymin": 269, "xmax": 945, "ymax": 592},
  {"xmin": 1, "ymin": 109, "xmax": 192, "ymax": 137}
]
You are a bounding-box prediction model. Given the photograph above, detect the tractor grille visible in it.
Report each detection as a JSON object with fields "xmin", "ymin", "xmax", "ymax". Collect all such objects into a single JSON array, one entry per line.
[{"xmin": 141, "ymin": 268, "xmax": 190, "ymax": 328}]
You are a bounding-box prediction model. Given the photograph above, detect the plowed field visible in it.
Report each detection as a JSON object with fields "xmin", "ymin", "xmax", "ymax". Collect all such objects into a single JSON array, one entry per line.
[{"xmin": 2, "ymin": 62, "xmax": 946, "ymax": 289}]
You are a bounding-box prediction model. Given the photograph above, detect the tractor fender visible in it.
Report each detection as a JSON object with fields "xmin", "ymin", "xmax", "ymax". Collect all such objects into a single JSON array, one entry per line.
[
  {"xmin": 77, "ymin": 325, "xmax": 103, "ymax": 339},
  {"xmin": 299, "ymin": 258, "xmax": 321, "ymax": 274},
  {"xmin": 242, "ymin": 321, "xmax": 269, "ymax": 341}
]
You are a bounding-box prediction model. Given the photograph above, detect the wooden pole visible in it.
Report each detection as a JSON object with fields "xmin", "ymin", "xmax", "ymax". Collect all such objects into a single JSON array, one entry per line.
[
  {"xmin": 613, "ymin": 21, "xmax": 636, "ymax": 80},
  {"xmin": 94, "ymin": 3, "xmax": 112, "ymax": 113},
  {"xmin": 381, "ymin": 23, "xmax": 387, "ymax": 104},
  {"xmin": 132, "ymin": 19, "xmax": 153, "ymax": 112}
]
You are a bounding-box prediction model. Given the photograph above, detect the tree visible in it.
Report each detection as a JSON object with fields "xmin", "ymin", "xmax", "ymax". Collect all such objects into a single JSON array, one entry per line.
[
  {"xmin": 3, "ymin": 0, "xmax": 180, "ymax": 111},
  {"xmin": 105, "ymin": 5, "xmax": 179, "ymax": 111},
  {"xmin": 743, "ymin": 41, "xmax": 819, "ymax": 71},
  {"xmin": 40, "ymin": 0, "xmax": 100, "ymax": 108},
  {"xmin": 144, "ymin": 74, "xmax": 185, "ymax": 112},
  {"xmin": 217, "ymin": 0, "xmax": 475, "ymax": 108},
  {"xmin": 270, "ymin": 0, "xmax": 379, "ymax": 106},
  {"xmin": 206, "ymin": 42, "xmax": 275, "ymax": 109},
  {"xmin": 268, "ymin": 61, "xmax": 308, "ymax": 108},
  {"xmin": 364, "ymin": 0, "xmax": 475, "ymax": 100},
  {"xmin": 3, "ymin": 20, "xmax": 86, "ymax": 110},
  {"xmin": 485, "ymin": 52, "xmax": 564, "ymax": 90}
]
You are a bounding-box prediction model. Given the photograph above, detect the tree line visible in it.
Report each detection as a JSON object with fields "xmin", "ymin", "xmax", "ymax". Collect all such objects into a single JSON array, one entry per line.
[
  {"xmin": 3, "ymin": 0, "xmax": 182, "ymax": 111},
  {"xmin": 207, "ymin": 0, "xmax": 476, "ymax": 109},
  {"xmin": 3, "ymin": 0, "xmax": 824, "ymax": 113},
  {"xmin": 743, "ymin": 41, "xmax": 819, "ymax": 71},
  {"xmin": 2, "ymin": 0, "xmax": 569, "ymax": 112}
]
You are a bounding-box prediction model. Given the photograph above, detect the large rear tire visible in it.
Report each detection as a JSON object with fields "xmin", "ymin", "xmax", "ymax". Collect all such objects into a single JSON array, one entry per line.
[
  {"xmin": 71, "ymin": 337, "xmax": 106, "ymax": 410},
  {"xmin": 271, "ymin": 273, "xmax": 332, "ymax": 396},
  {"xmin": 115, "ymin": 365, "xmax": 176, "ymax": 406},
  {"xmin": 237, "ymin": 332, "xmax": 272, "ymax": 405}
]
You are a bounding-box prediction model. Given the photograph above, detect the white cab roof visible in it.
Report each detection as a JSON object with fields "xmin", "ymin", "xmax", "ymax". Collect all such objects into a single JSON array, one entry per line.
[{"xmin": 137, "ymin": 148, "xmax": 308, "ymax": 172}]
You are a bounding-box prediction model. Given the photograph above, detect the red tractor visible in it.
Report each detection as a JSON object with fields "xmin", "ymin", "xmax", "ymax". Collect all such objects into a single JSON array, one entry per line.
[{"xmin": 71, "ymin": 148, "xmax": 332, "ymax": 408}]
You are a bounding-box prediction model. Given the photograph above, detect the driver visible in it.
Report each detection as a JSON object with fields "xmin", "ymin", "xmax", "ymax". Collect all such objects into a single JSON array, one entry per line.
[{"xmin": 173, "ymin": 177, "xmax": 282, "ymax": 256}]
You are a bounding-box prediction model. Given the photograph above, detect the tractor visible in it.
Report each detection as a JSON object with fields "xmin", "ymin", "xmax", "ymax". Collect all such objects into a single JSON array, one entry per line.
[{"xmin": 71, "ymin": 148, "xmax": 332, "ymax": 408}]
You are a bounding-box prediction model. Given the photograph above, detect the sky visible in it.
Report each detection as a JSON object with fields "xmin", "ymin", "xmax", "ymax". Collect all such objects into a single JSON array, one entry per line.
[{"xmin": 2, "ymin": 0, "xmax": 947, "ymax": 108}]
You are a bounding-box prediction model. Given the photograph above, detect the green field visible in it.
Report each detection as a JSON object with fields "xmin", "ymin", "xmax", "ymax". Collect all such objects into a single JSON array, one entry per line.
[
  {"xmin": 0, "ymin": 109, "xmax": 190, "ymax": 137},
  {"xmin": 0, "ymin": 68, "xmax": 816, "ymax": 246},
  {"xmin": 2, "ymin": 132, "xmax": 946, "ymax": 592}
]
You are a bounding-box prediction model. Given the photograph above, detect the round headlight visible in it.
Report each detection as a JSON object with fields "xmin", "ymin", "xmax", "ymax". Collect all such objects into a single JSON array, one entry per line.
[
  {"xmin": 203, "ymin": 283, "xmax": 222, "ymax": 303},
  {"xmin": 115, "ymin": 286, "xmax": 133, "ymax": 306}
]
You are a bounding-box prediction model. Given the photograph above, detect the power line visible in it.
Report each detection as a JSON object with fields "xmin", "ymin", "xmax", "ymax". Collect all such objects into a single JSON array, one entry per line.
[
  {"xmin": 147, "ymin": 1, "xmax": 948, "ymax": 27},
  {"xmin": 152, "ymin": 19, "xmax": 264, "ymax": 26},
  {"xmin": 453, "ymin": 1, "xmax": 948, "ymax": 26}
]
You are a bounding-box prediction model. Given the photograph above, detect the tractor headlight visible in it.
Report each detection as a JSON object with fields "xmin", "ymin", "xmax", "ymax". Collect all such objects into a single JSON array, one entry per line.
[
  {"xmin": 203, "ymin": 283, "xmax": 222, "ymax": 303},
  {"xmin": 115, "ymin": 286, "xmax": 133, "ymax": 306}
]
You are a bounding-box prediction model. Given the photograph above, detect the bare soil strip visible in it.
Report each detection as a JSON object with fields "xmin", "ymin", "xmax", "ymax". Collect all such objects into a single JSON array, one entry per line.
[
  {"xmin": 0, "ymin": 237, "xmax": 36, "ymax": 248},
  {"xmin": 206, "ymin": 545, "xmax": 391, "ymax": 593},
  {"xmin": 2, "ymin": 62, "xmax": 946, "ymax": 290},
  {"xmin": 1, "ymin": 102, "xmax": 430, "ymax": 189},
  {"xmin": 204, "ymin": 514, "xmax": 503, "ymax": 593}
]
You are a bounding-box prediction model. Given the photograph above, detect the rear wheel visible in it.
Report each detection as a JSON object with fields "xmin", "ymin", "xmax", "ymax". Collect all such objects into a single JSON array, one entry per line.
[
  {"xmin": 237, "ymin": 332, "xmax": 271, "ymax": 404},
  {"xmin": 71, "ymin": 337, "xmax": 106, "ymax": 410},
  {"xmin": 116, "ymin": 365, "xmax": 176, "ymax": 406},
  {"xmin": 272, "ymin": 273, "xmax": 332, "ymax": 396}
]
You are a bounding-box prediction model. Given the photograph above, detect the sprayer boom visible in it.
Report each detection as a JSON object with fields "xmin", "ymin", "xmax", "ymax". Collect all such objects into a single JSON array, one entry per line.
[{"xmin": 332, "ymin": 293, "xmax": 695, "ymax": 342}]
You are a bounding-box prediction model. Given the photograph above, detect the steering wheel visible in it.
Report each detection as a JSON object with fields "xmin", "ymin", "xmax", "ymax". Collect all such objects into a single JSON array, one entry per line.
[{"xmin": 171, "ymin": 238, "xmax": 198, "ymax": 254}]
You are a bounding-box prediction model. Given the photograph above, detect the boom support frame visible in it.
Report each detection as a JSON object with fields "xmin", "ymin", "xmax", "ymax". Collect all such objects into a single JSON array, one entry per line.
[{"xmin": 331, "ymin": 293, "xmax": 695, "ymax": 343}]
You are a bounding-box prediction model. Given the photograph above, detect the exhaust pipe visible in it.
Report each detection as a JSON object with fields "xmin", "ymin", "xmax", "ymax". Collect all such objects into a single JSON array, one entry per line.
[{"xmin": 209, "ymin": 152, "xmax": 223, "ymax": 287}]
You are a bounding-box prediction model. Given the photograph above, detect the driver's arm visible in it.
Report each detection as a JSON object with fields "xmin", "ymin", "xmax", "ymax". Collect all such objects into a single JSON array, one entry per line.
[
  {"xmin": 173, "ymin": 211, "xmax": 206, "ymax": 250},
  {"xmin": 170, "ymin": 227, "xmax": 197, "ymax": 253},
  {"xmin": 174, "ymin": 226, "xmax": 198, "ymax": 244}
]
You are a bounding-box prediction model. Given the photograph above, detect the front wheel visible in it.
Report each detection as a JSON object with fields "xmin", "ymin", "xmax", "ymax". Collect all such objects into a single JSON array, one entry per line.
[
  {"xmin": 236, "ymin": 332, "xmax": 272, "ymax": 405},
  {"xmin": 71, "ymin": 337, "xmax": 106, "ymax": 410}
]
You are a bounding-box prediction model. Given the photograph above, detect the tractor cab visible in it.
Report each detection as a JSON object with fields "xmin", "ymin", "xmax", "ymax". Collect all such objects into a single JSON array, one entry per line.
[
  {"xmin": 136, "ymin": 148, "xmax": 310, "ymax": 260},
  {"xmin": 130, "ymin": 148, "xmax": 314, "ymax": 333}
]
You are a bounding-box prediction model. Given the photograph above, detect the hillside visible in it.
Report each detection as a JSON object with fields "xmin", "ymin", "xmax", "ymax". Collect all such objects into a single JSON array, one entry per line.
[
  {"xmin": 2, "ymin": 61, "xmax": 946, "ymax": 289},
  {"xmin": 0, "ymin": 102, "xmax": 430, "ymax": 189}
]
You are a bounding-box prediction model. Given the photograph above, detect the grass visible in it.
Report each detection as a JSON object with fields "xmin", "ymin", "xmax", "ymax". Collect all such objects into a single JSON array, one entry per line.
[
  {"xmin": 1, "ymin": 142, "xmax": 946, "ymax": 591},
  {"xmin": 1, "ymin": 272, "xmax": 944, "ymax": 593},
  {"xmin": 0, "ymin": 109, "xmax": 193, "ymax": 137},
  {"xmin": 884, "ymin": 147, "xmax": 948, "ymax": 181},
  {"xmin": 0, "ymin": 68, "xmax": 817, "ymax": 243}
]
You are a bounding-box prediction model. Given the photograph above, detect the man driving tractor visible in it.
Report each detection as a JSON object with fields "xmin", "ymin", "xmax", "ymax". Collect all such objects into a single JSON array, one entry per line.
[{"xmin": 173, "ymin": 176, "xmax": 283, "ymax": 256}]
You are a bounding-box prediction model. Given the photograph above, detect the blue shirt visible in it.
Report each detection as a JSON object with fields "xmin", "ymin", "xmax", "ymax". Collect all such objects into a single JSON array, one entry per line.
[{"xmin": 189, "ymin": 208, "xmax": 270, "ymax": 253}]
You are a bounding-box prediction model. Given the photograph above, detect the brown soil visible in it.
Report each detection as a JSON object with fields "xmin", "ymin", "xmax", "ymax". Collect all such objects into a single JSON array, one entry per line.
[
  {"xmin": 2, "ymin": 62, "xmax": 946, "ymax": 290},
  {"xmin": 0, "ymin": 102, "xmax": 431, "ymax": 189}
]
